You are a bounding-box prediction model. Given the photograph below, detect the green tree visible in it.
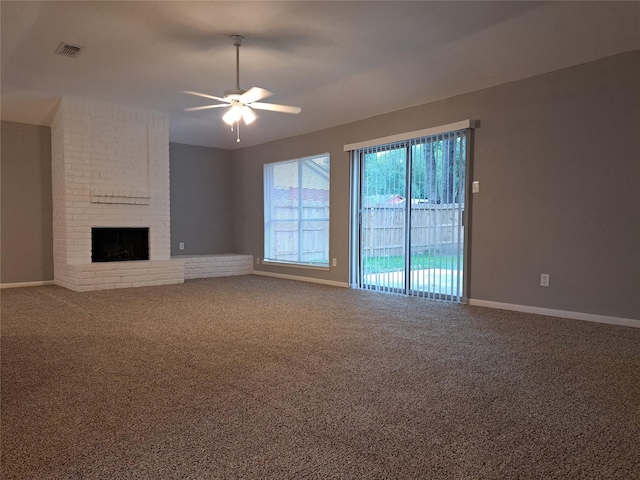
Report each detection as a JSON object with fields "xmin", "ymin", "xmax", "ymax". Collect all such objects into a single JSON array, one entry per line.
[
  {"xmin": 361, "ymin": 135, "xmax": 465, "ymax": 204},
  {"xmin": 363, "ymin": 148, "xmax": 406, "ymax": 199}
]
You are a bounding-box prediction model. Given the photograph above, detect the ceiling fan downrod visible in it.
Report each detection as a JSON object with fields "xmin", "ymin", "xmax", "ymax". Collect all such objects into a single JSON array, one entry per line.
[{"xmin": 231, "ymin": 35, "xmax": 244, "ymax": 92}]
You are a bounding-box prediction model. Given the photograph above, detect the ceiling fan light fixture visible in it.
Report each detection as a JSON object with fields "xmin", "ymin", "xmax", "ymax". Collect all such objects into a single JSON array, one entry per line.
[
  {"xmin": 222, "ymin": 104, "xmax": 243, "ymax": 125},
  {"xmin": 242, "ymin": 106, "xmax": 257, "ymax": 125}
]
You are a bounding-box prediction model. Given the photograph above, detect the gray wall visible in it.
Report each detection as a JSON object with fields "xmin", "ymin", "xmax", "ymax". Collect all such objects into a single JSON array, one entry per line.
[
  {"xmin": 233, "ymin": 51, "xmax": 640, "ymax": 320},
  {"xmin": 169, "ymin": 142, "xmax": 233, "ymax": 255},
  {"xmin": 1, "ymin": 121, "xmax": 53, "ymax": 283}
]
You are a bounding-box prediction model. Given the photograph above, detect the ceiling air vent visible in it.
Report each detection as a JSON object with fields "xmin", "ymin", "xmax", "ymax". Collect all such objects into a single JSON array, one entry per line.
[{"xmin": 54, "ymin": 42, "xmax": 84, "ymax": 58}]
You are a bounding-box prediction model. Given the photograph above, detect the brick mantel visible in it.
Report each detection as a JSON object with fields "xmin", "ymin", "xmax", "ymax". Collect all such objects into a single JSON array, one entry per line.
[{"xmin": 51, "ymin": 97, "xmax": 184, "ymax": 291}]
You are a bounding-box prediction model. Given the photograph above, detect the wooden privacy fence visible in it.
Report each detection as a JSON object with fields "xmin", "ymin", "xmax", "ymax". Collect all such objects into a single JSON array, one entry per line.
[
  {"xmin": 269, "ymin": 202, "xmax": 329, "ymax": 262},
  {"xmin": 361, "ymin": 204, "xmax": 463, "ymax": 257}
]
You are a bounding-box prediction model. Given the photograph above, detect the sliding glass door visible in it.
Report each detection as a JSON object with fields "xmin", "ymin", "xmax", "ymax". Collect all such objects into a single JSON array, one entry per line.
[
  {"xmin": 353, "ymin": 129, "xmax": 468, "ymax": 302},
  {"xmin": 359, "ymin": 145, "xmax": 408, "ymax": 293}
]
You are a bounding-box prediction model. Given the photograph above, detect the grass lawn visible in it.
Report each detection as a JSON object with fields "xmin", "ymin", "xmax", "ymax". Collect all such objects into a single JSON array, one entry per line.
[{"xmin": 363, "ymin": 254, "xmax": 461, "ymax": 273}]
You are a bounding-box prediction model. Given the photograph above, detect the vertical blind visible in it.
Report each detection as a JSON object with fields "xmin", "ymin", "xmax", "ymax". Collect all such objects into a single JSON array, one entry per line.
[{"xmin": 350, "ymin": 128, "xmax": 468, "ymax": 302}]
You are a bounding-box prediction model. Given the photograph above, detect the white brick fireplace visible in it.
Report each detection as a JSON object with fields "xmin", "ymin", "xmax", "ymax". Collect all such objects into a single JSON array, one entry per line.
[{"xmin": 51, "ymin": 97, "xmax": 184, "ymax": 291}]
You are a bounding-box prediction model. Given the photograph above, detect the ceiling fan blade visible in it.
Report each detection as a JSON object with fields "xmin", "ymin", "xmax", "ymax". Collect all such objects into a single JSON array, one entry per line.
[
  {"xmin": 240, "ymin": 87, "xmax": 273, "ymax": 104},
  {"xmin": 251, "ymin": 102, "xmax": 302, "ymax": 114},
  {"xmin": 181, "ymin": 90, "xmax": 228, "ymax": 103},
  {"xmin": 184, "ymin": 104, "xmax": 229, "ymax": 112}
]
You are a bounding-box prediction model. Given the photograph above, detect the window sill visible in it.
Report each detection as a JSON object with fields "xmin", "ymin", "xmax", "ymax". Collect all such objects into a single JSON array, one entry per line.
[{"xmin": 262, "ymin": 260, "xmax": 330, "ymax": 271}]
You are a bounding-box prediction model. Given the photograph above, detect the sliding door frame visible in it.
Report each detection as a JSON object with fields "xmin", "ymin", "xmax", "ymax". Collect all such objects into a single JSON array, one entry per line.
[{"xmin": 461, "ymin": 128, "xmax": 473, "ymax": 304}]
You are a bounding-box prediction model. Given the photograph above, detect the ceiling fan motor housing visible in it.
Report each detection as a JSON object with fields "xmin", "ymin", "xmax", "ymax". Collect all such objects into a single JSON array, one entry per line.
[{"xmin": 223, "ymin": 88, "xmax": 246, "ymax": 100}]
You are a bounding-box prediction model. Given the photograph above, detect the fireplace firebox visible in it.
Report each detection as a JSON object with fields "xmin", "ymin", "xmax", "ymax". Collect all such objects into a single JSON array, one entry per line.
[{"xmin": 91, "ymin": 228, "xmax": 149, "ymax": 262}]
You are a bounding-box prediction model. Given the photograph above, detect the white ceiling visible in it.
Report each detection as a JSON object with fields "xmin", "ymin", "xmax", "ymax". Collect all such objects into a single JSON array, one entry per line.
[{"xmin": 2, "ymin": 1, "xmax": 639, "ymax": 150}]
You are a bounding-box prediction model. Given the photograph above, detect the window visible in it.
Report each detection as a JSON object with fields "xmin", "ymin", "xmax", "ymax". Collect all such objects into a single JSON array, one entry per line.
[{"xmin": 264, "ymin": 154, "xmax": 330, "ymax": 267}]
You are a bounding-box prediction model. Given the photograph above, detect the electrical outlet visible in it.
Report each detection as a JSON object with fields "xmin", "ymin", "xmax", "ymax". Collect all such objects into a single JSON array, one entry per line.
[
  {"xmin": 256, "ymin": 258, "xmax": 260, "ymax": 265},
  {"xmin": 179, "ymin": 242, "xmax": 184, "ymax": 250},
  {"xmin": 540, "ymin": 273, "xmax": 549, "ymax": 287},
  {"xmin": 332, "ymin": 258, "xmax": 337, "ymax": 267}
]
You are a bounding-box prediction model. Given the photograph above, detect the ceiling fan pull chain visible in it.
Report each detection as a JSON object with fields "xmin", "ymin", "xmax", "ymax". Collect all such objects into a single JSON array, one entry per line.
[{"xmin": 237, "ymin": 121, "xmax": 241, "ymax": 142}]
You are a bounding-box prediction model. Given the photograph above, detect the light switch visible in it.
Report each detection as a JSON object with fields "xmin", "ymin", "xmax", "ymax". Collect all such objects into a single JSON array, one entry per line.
[{"xmin": 472, "ymin": 181, "xmax": 480, "ymax": 193}]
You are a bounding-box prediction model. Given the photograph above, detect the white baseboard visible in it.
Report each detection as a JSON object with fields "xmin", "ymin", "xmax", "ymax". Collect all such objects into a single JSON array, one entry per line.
[
  {"xmin": 252, "ymin": 271, "xmax": 349, "ymax": 288},
  {"xmin": 468, "ymin": 299, "xmax": 640, "ymax": 329},
  {"xmin": 0, "ymin": 280, "xmax": 55, "ymax": 289}
]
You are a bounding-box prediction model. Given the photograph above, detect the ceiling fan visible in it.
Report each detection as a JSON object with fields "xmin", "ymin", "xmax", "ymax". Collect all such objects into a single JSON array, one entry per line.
[{"xmin": 182, "ymin": 35, "xmax": 301, "ymax": 142}]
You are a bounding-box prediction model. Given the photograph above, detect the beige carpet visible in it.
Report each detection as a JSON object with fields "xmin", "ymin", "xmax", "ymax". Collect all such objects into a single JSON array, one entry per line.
[{"xmin": 2, "ymin": 275, "xmax": 639, "ymax": 479}]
